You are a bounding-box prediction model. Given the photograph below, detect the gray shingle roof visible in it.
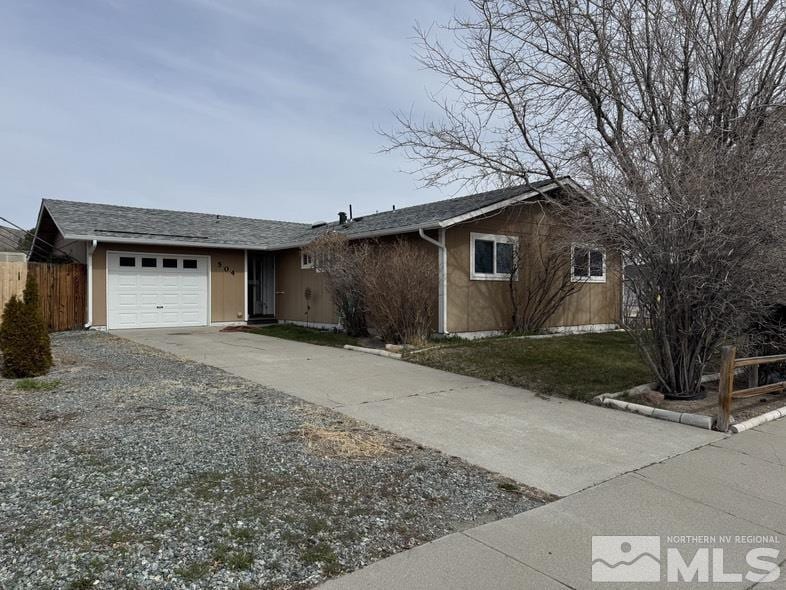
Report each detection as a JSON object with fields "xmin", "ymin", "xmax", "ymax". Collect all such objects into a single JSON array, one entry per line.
[
  {"xmin": 0, "ymin": 226, "xmax": 27, "ymax": 252},
  {"xmin": 42, "ymin": 179, "xmax": 562, "ymax": 250},
  {"xmin": 43, "ymin": 199, "xmax": 311, "ymax": 249},
  {"xmin": 288, "ymin": 179, "xmax": 557, "ymax": 246}
]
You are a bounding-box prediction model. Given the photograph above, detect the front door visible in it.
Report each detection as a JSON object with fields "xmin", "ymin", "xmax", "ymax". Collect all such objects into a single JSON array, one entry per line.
[{"xmin": 248, "ymin": 253, "xmax": 275, "ymax": 317}]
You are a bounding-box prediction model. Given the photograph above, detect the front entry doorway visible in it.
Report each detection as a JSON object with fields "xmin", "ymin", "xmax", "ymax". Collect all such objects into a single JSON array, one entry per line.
[{"xmin": 247, "ymin": 252, "xmax": 275, "ymax": 319}]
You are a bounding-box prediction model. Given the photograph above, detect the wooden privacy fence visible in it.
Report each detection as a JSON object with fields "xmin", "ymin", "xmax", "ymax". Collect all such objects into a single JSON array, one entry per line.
[
  {"xmin": 0, "ymin": 261, "xmax": 86, "ymax": 331},
  {"xmin": 0, "ymin": 260, "xmax": 27, "ymax": 307},
  {"xmin": 717, "ymin": 345, "xmax": 786, "ymax": 431}
]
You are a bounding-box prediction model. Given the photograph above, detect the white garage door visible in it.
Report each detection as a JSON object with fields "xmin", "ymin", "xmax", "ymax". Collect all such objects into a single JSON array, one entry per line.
[{"xmin": 107, "ymin": 252, "xmax": 209, "ymax": 329}]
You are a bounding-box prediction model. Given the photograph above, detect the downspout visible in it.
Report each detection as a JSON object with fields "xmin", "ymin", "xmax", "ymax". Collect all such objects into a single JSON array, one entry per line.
[
  {"xmin": 243, "ymin": 249, "xmax": 249, "ymax": 322},
  {"xmin": 85, "ymin": 239, "xmax": 97, "ymax": 329},
  {"xmin": 418, "ymin": 228, "xmax": 448, "ymax": 334}
]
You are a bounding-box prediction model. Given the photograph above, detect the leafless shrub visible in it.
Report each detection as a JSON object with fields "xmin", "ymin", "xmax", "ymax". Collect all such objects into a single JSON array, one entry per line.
[
  {"xmin": 361, "ymin": 238, "xmax": 438, "ymax": 346},
  {"xmin": 305, "ymin": 235, "xmax": 438, "ymax": 344},
  {"xmin": 304, "ymin": 233, "xmax": 369, "ymax": 337},
  {"xmin": 385, "ymin": 0, "xmax": 786, "ymax": 396},
  {"xmin": 508, "ymin": 206, "xmax": 584, "ymax": 333}
]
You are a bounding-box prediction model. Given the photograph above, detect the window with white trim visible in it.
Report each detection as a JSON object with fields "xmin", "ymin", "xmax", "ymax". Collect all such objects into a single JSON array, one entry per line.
[
  {"xmin": 470, "ymin": 232, "xmax": 518, "ymax": 280},
  {"xmin": 571, "ymin": 244, "xmax": 606, "ymax": 282},
  {"xmin": 301, "ymin": 251, "xmax": 314, "ymax": 269}
]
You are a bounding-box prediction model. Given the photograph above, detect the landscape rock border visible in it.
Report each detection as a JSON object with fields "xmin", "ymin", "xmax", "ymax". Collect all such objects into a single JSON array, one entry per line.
[
  {"xmin": 342, "ymin": 344, "xmax": 402, "ymax": 360},
  {"xmin": 600, "ymin": 397, "xmax": 714, "ymax": 429},
  {"xmin": 729, "ymin": 405, "xmax": 786, "ymax": 433},
  {"xmin": 594, "ymin": 371, "xmax": 786, "ymax": 433},
  {"xmin": 593, "ymin": 377, "xmax": 720, "ymax": 431}
]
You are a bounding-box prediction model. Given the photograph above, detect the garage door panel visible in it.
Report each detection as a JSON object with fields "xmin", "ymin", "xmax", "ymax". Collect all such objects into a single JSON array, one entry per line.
[
  {"xmin": 180, "ymin": 292, "xmax": 201, "ymax": 304},
  {"xmin": 158, "ymin": 276, "xmax": 179, "ymax": 288},
  {"xmin": 181, "ymin": 275, "xmax": 203, "ymax": 288},
  {"xmin": 116, "ymin": 275, "xmax": 138, "ymax": 287},
  {"xmin": 140, "ymin": 309, "xmax": 161, "ymax": 320},
  {"xmin": 160, "ymin": 311, "xmax": 181, "ymax": 324},
  {"xmin": 118, "ymin": 293, "xmax": 138, "ymax": 306},
  {"xmin": 107, "ymin": 252, "xmax": 209, "ymax": 329},
  {"xmin": 139, "ymin": 292, "xmax": 158, "ymax": 305},
  {"xmin": 161, "ymin": 293, "xmax": 180, "ymax": 305},
  {"xmin": 115, "ymin": 312, "xmax": 140, "ymax": 328},
  {"xmin": 139, "ymin": 275, "xmax": 161, "ymax": 288}
]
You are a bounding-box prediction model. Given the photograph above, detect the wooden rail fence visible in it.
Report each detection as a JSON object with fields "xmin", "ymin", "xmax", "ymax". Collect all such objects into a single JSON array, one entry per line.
[
  {"xmin": 0, "ymin": 261, "xmax": 86, "ymax": 331},
  {"xmin": 717, "ymin": 345, "xmax": 786, "ymax": 431}
]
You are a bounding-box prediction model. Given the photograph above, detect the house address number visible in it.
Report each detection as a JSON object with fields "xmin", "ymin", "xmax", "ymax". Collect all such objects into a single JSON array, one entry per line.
[{"xmin": 216, "ymin": 261, "xmax": 236, "ymax": 275}]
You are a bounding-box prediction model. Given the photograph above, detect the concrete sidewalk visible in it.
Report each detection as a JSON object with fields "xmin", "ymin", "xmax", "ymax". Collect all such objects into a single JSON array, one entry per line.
[
  {"xmin": 322, "ymin": 419, "xmax": 786, "ymax": 589},
  {"xmin": 118, "ymin": 327, "xmax": 722, "ymax": 497}
]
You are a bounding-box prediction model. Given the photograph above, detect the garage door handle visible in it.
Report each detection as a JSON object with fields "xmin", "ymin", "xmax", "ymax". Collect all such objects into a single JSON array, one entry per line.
[{"xmin": 156, "ymin": 306, "xmax": 164, "ymax": 309}]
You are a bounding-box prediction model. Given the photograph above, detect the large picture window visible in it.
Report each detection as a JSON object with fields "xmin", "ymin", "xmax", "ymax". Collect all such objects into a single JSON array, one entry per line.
[
  {"xmin": 470, "ymin": 232, "xmax": 518, "ymax": 280},
  {"xmin": 571, "ymin": 244, "xmax": 606, "ymax": 282}
]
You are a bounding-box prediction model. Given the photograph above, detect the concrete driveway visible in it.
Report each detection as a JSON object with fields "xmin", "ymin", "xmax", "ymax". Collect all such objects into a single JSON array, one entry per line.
[{"xmin": 118, "ymin": 327, "xmax": 723, "ymax": 496}]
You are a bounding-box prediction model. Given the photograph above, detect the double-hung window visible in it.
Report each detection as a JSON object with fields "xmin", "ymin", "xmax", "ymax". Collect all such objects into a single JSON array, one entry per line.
[
  {"xmin": 571, "ymin": 244, "xmax": 606, "ymax": 282},
  {"xmin": 470, "ymin": 232, "xmax": 518, "ymax": 280}
]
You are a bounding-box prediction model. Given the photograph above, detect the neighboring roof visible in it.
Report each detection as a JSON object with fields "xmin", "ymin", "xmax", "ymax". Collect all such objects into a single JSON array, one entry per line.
[
  {"xmin": 0, "ymin": 226, "xmax": 27, "ymax": 252},
  {"xmin": 38, "ymin": 178, "xmax": 572, "ymax": 251}
]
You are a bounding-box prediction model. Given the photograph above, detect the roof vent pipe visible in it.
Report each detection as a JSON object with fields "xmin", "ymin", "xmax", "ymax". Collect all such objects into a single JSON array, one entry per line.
[{"xmin": 338, "ymin": 211, "xmax": 347, "ymax": 224}]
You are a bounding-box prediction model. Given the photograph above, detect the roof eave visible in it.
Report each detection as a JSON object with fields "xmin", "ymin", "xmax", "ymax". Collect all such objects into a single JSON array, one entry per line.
[
  {"xmin": 267, "ymin": 222, "xmax": 444, "ymax": 250},
  {"xmin": 27, "ymin": 202, "xmax": 47, "ymax": 259},
  {"xmin": 61, "ymin": 234, "xmax": 274, "ymax": 251},
  {"xmin": 436, "ymin": 181, "xmax": 556, "ymax": 228},
  {"xmin": 436, "ymin": 178, "xmax": 589, "ymax": 228}
]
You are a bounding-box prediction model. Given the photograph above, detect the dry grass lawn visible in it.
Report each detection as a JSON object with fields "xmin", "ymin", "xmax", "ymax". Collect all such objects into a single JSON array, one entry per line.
[{"xmin": 407, "ymin": 332, "xmax": 654, "ymax": 401}]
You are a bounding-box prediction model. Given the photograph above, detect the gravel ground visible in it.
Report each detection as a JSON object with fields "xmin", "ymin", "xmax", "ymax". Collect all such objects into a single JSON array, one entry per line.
[{"xmin": 0, "ymin": 332, "xmax": 547, "ymax": 590}]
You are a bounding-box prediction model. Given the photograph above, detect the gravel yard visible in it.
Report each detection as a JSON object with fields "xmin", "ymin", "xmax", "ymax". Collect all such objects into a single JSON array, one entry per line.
[{"xmin": 0, "ymin": 332, "xmax": 547, "ymax": 589}]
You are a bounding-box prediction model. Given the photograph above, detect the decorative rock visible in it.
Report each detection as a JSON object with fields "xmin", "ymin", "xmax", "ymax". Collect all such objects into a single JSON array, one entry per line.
[{"xmin": 640, "ymin": 389, "xmax": 665, "ymax": 406}]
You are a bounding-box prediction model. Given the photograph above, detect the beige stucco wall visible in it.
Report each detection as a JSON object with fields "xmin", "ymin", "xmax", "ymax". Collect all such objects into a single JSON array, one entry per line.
[
  {"xmin": 274, "ymin": 247, "xmax": 337, "ymax": 325},
  {"xmin": 91, "ymin": 242, "xmax": 245, "ymax": 326},
  {"xmin": 445, "ymin": 204, "xmax": 622, "ymax": 333}
]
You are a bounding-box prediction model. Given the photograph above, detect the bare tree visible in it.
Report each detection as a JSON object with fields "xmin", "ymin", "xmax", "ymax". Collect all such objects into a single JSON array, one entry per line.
[
  {"xmin": 386, "ymin": 0, "xmax": 786, "ymax": 397},
  {"xmin": 508, "ymin": 206, "xmax": 585, "ymax": 333}
]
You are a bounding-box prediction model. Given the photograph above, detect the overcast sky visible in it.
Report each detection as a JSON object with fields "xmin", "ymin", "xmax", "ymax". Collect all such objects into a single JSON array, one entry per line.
[{"xmin": 0, "ymin": 0, "xmax": 462, "ymax": 230}]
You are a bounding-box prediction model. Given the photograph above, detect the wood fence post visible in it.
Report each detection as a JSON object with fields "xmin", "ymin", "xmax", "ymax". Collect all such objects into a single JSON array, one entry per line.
[{"xmin": 717, "ymin": 345, "xmax": 736, "ymax": 432}]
